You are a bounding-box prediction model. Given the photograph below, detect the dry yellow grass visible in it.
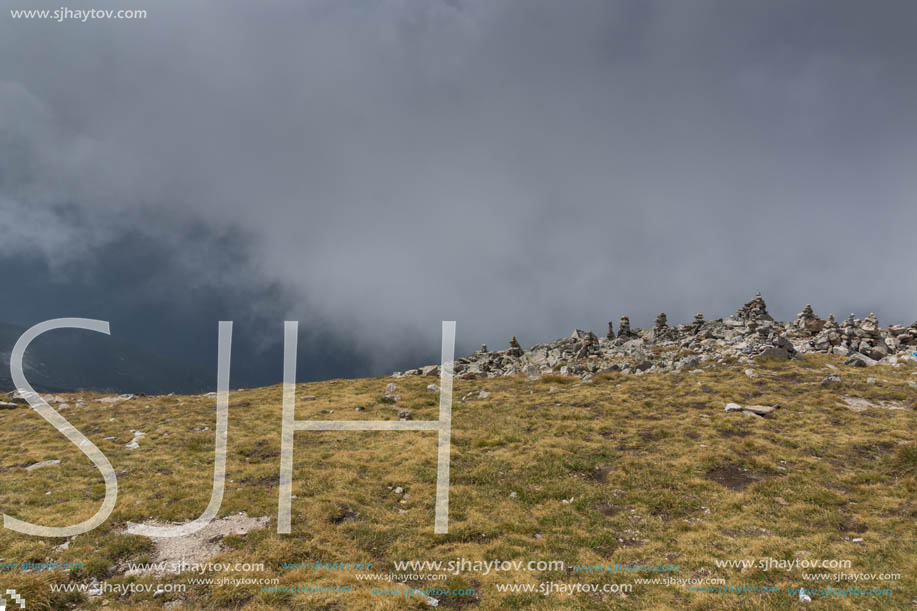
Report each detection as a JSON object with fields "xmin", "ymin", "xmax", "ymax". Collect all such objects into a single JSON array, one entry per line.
[{"xmin": 0, "ymin": 354, "xmax": 914, "ymax": 610}]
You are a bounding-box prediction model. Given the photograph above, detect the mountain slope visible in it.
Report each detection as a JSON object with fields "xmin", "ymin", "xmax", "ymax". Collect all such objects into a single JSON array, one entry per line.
[{"xmin": 0, "ymin": 355, "xmax": 914, "ymax": 609}]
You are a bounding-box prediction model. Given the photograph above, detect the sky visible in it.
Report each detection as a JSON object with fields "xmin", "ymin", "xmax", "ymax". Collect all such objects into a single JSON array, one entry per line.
[{"xmin": 1, "ymin": 0, "xmax": 916, "ymax": 385}]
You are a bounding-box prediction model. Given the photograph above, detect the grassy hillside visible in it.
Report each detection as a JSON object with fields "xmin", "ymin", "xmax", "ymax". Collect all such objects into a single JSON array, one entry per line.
[{"xmin": 0, "ymin": 354, "xmax": 914, "ymax": 610}]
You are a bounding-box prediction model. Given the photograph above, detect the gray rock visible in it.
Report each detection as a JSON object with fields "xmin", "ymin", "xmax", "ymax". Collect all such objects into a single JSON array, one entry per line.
[
  {"xmin": 845, "ymin": 353, "xmax": 878, "ymax": 368},
  {"xmin": 8, "ymin": 389, "xmax": 39, "ymax": 405},
  {"xmin": 756, "ymin": 346, "xmax": 791, "ymax": 360},
  {"xmin": 820, "ymin": 374, "xmax": 842, "ymax": 386},
  {"xmin": 26, "ymin": 459, "xmax": 61, "ymax": 471}
]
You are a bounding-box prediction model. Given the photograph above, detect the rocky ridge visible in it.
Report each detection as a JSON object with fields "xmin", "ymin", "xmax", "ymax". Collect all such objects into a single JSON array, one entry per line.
[{"xmin": 394, "ymin": 293, "xmax": 917, "ymax": 380}]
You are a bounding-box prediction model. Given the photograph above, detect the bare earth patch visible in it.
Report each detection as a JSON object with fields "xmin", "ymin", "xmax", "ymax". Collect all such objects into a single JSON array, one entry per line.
[
  {"xmin": 705, "ymin": 465, "xmax": 772, "ymax": 491},
  {"xmin": 122, "ymin": 513, "xmax": 270, "ymax": 575}
]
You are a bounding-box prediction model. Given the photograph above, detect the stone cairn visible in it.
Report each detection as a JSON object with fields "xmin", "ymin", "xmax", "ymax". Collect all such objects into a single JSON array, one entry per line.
[
  {"xmin": 735, "ymin": 292, "xmax": 773, "ymax": 322},
  {"xmin": 795, "ymin": 304, "xmax": 824, "ymax": 334},
  {"xmin": 617, "ymin": 316, "xmax": 634, "ymax": 338},
  {"xmin": 652, "ymin": 312, "xmax": 671, "ymax": 340},
  {"xmin": 507, "ymin": 336, "xmax": 524, "ymax": 357},
  {"xmin": 573, "ymin": 329, "xmax": 599, "ymax": 359}
]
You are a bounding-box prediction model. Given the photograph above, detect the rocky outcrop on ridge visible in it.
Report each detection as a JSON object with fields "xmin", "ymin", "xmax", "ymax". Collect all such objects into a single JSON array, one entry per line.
[{"xmin": 393, "ymin": 293, "xmax": 917, "ymax": 380}]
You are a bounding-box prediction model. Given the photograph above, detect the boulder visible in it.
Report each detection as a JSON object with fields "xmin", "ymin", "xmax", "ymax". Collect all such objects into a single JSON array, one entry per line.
[
  {"xmin": 845, "ymin": 353, "xmax": 878, "ymax": 368},
  {"xmin": 8, "ymin": 389, "xmax": 39, "ymax": 405}
]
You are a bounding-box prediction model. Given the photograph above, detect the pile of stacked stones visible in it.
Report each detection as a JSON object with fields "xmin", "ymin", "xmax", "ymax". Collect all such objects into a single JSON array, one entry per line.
[{"xmin": 392, "ymin": 293, "xmax": 917, "ymax": 380}]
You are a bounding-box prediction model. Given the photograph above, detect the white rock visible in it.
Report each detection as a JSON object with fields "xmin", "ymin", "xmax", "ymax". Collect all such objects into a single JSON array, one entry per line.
[
  {"xmin": 26, "ymin": 459, "xmax": 61, "ymax": 471},
  {"xmin": 97, "ymin": 394, "xmax": 136, "ymax": 403}
]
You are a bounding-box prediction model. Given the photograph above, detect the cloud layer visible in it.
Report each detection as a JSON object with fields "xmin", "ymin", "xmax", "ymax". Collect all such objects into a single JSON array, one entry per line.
[{"xmin": 2, "ymin": 0, "xmax": 916, "ymax": 376}]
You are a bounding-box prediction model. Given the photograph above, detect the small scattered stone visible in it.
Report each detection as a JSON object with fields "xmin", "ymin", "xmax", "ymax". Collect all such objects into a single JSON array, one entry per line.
[
  {"xmin": 821, "ymin": 374, "xmax": 842, "ymax": 386},
  {"xmin": 8, "ymin": 389, "xmax": 39, "ymax": 404},
  {"xmin": 743, "ymin": 405, "xmax": 778, "ymax": 415},
  {"xmin": 125, "ymin": 431, "xmax": 145, "ymax": 450},
  {"xmin": 26, "ymin": 459, "xmax": 61, "ymax": 471},
  {"xmin": 97, "ymin": 394, "xmax": 136, "ymax": 403}
]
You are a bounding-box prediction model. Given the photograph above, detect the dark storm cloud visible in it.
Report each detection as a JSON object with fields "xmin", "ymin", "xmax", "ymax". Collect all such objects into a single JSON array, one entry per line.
[{"xmin": 1, "ymin": 0, "xmax": 916, "ymax": 375}]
